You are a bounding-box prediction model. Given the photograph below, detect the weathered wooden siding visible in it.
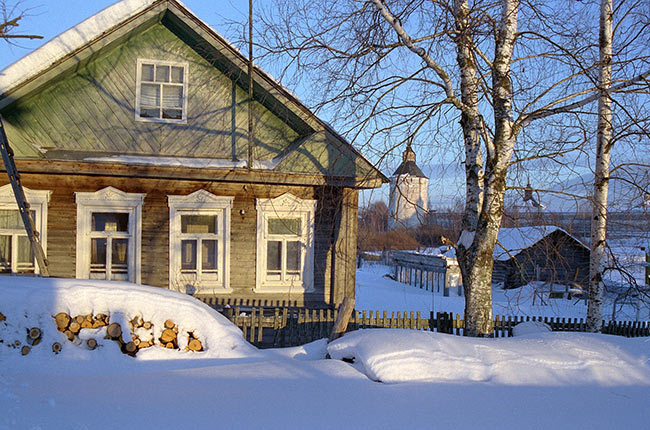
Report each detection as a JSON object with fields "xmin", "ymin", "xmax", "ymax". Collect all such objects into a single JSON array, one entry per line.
[
  {"xmin": 501, "ymin": 230, "xmax": 590, "ymax": 289},
  {"xmin": 2, "ymin": 23, "xmax": 299, "ymax": 161},
  {"xmin": 2, "ymin": 172, "xmax": 355, "ymax": 307}
]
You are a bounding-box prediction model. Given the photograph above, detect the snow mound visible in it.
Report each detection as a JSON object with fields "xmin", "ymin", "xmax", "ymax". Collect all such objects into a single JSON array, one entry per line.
[
  {"xmin": 0, "ymin": 277, "xmax": 258, "ymax": 364},
  {"xmin": 327, "ymin": 329, "xmax": 650, "ymax": 386},
  {"xmin": 513, "ymin": 321, "xmax": 552, "ymax": 336}
]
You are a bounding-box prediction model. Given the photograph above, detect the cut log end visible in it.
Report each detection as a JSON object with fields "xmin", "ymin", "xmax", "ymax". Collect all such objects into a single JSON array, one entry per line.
[
  {"xmin": 164, "ymin": 319, "xmax": 175, "ymax": 329},
  {"xmin": 87, "ymin": 338, "xmax": 97, "ymax": 350},
  {"xmin": 0, "ymin": 312, "xmax": 6, "ymax": 322},
  {"xmin": 52, "ymin": 342, "xmax": 62, "ymax": 354},
  {"xmin": 160, "ymin": 328, "xmax": 176, "ymax": 344},
  {"xmin": 21, "ymin": 345, "xmax": 31, "ymax": 356},
  {"xmin": 106, "ymin": 323, "xmax": 122, "ymax": 339},
  {"xmin": 54, "ymin": 312, "xmax": 71, "ymax": 331},
  {"xmin": 188, "ymin": 339, "xmax": 203, "ymax": 352},
  {"xmin": 68, "ymin": 321, "xmax": 81, "ymax": 335},
  {"xmin": 28, "ymin": 327, "xmax": 41, "ymax": 340}
]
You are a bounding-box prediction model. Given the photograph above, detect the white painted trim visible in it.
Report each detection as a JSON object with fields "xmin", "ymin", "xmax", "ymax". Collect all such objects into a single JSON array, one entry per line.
[
  {"xmin": 75, "ymin": 187, "xmax": 145, "ymax": 283},
  {"xmin": 135, "ymin": 58, "xmax": 189, "ymax": 124},
  {"xmin": 168, "ymin": 190, "xmax": 233, "ymax": 294},
  {"xmin": 255, "ymin": 193, "xmax": 316, "ymax": 293},
  {"xmin": 0, "ymin": 184, "xmax": 51, "ymax": 275}
]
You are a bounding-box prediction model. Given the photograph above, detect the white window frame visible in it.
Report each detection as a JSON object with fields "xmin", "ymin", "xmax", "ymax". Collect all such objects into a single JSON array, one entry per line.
[
  {"xmin": 135, "ymin": 58, "xmax": 188, "ymax": 124},
  {"xmin": 255, "ymin": 193, "xmax": 316, "ymax": 293},
  {"xmin": 0, "ymin": 184, "xmax": 50, "ymax": 275},
  {"xmin": 75, "ymin": 187, "xmax": 145, "ymax": 283},
  {"xmin": 168, "ymin": 190, "xmax": 233, "ymax": 294}
]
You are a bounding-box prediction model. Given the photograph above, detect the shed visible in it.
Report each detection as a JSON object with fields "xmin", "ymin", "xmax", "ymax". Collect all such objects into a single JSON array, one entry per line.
[{"xmin": 493, "ymin": 226, "xmax": 590, "ymax": 290}]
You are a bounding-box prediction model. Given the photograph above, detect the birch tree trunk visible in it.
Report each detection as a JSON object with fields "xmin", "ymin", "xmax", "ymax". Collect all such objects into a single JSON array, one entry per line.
[
  {"xmin": 586, "ymin": 0, "xmax": 613, "ymax": 332},
  {"xmin": 459, "ymin": 0, "xmax": 519, "ymax": 336}
]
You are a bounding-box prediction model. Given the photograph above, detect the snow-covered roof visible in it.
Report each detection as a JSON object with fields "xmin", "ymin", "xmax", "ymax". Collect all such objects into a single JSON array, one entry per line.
[
  {"xmin": 494, "ymin": 226, "xmax": 587, "ymax": 261},
  {"xmin": 0, "ymin": 0, "xmax": 300, "ymax": 103},
  {"xmin": 0, "ymin": 0, "xmax": 157, "ymax": 95}
]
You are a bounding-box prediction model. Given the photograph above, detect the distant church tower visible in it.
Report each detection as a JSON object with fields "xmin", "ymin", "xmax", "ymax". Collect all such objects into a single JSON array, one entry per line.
[{"xmin": 388, "ymin": 145, "xmax": 428, "ymax": 228}]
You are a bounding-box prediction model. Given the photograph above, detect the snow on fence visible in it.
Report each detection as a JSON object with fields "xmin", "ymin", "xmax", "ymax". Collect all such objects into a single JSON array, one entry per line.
[{"xmin": 197, "ymin": 301, "xmax": 650, "ymax": 348}]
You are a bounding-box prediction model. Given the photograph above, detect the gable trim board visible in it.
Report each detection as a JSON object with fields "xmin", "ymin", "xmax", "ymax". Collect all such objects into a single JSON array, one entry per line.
[{"xmin": 0, "ymin": 0, "xmax": 387, "ymax": 187}]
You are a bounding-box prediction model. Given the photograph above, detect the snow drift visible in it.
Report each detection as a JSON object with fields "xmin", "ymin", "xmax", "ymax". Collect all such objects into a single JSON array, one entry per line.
[{"xmin": 327, "ymin": 328, "xmax": 650, "ymax": 386}]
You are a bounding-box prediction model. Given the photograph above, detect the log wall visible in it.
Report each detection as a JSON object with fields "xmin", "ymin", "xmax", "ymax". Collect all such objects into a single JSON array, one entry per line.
[{"xmin": 2, "ymin": 171, "xmax": 358, "ymax": 307}]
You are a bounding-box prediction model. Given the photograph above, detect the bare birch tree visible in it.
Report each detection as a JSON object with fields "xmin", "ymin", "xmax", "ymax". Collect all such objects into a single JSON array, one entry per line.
[
  {"xmin": 251, "ymin": 0, "xmax": 649, "ymax": 335},
  {"xmin": 586, "ymin": 0, "xmax": 614, "ymax": 332}
]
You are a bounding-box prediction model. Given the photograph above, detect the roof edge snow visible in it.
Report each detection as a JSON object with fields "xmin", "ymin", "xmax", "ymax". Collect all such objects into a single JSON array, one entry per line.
[{"xmin": 0, "ymin": 0, "xmax": 161, "ymax": 95}]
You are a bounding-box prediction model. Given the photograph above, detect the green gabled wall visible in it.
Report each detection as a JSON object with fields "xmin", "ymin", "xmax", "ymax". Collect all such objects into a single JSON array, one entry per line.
[{"xmin": 1, "ymin": 22, "xmax": 299, "ymax": 161}]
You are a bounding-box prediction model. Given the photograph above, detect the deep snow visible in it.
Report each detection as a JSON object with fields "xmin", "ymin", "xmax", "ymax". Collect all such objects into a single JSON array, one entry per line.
[{"xmin": 1, "ymin": 274, "xmax": 650, "ymax": 429}]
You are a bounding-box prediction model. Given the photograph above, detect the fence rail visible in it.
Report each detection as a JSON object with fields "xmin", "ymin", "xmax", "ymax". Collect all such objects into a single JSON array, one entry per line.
[{"xmin": 201, "ymin": 301, "xmax": 650, "ymax": 348}]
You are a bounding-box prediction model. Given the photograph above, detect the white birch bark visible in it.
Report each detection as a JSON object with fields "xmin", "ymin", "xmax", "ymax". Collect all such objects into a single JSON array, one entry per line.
[
  {"xmin": 464, "ymin": 0, "xmax": 519, "ymax": 336},
  {"xmin": 586, "ymin": 0, "xmax": 613, "ymax": 332}
]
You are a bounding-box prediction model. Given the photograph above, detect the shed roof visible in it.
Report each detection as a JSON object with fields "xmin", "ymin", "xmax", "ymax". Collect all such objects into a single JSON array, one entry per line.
[{"xmin": 494, "ymin": 226, "xmax": 588, "ymax": 261}]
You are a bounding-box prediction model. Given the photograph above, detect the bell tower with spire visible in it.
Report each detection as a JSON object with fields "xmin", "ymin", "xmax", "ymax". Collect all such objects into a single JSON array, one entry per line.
[{"xmin": 388, "ymin": 144, "xmax": 429, "ymax": 228}]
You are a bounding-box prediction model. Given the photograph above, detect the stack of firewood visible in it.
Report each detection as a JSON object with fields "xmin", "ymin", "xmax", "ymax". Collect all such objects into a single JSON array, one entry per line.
[
  {"xmin": 54, "ymin": 312, "xmax": 108, "ymax": 343},
  {"xmin": 105, "ymin": 321, "xmax": 138, "ymax": 356},
  {"xmin": 159, "ymin": 319, "xmax": 179, "ymax": 349},
  {"xmin": 186, "ymin": 331, "xmax": 203, "ymax": 352},
  {"xmin": 129, "ymin": 316, "xmax": 154, "ymax": 349},
  {"xmin": 43, "ymin": 312, "xmax": 206, "ymax": 356}
]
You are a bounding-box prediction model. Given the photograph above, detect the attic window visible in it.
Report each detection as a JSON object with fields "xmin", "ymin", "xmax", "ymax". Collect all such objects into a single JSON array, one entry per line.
[{"xmin": 135, "ymin": 59, "xmax": 188, "ymax": 123}]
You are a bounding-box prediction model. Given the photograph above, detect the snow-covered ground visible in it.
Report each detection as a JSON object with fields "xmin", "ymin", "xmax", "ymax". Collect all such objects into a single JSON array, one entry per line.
[
  {"xmin": 2, "ymin": 275, "xmax": 650, "ymax": 429},
  {"xmin": 356, "ymin": 262, "xmax": 650, "ymax": 321}
]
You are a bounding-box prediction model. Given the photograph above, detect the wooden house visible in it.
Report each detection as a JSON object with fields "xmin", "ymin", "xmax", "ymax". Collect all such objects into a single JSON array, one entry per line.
[
  {"xmin": 492, "ymin": 226, "xmax": 590, "ymax": 290},
  {"xmin": 0, "ymin": 0, "xmax": 386, "ymax": 307}
]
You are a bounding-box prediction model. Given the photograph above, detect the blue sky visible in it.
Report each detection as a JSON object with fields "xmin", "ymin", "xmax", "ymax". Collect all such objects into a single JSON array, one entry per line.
[
  {"xmin": 0, "ymin": 1, "xmax": 258, "ymax": 69},
  {"xmin": 3, "ymin": 1, "xmax": 640, "ymax": 212}
]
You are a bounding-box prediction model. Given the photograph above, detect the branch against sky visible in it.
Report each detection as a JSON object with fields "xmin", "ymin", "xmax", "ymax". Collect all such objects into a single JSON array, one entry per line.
[{"xmin": 0, "ymin": 0, "xmax": 42, "ymax": 42}]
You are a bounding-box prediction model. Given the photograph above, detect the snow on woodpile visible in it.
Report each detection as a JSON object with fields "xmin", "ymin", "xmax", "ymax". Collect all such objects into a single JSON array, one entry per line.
[
  {"xmin": 327, "ymin": 329, "xmax": 650, "ymax": 386},
  {"xmin": 0, "ymin": 276, "xmax": 258, "ymax": 363}
]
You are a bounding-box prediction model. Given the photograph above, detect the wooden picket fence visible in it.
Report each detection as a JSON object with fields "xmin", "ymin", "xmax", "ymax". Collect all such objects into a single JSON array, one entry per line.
[{"xmin": 209, "ymin": 304, "xmax": 650, "ymax": 348}]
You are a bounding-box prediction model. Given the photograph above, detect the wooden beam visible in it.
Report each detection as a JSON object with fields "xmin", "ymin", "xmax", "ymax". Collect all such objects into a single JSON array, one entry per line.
[
  {"xmin": 8, "ymin": 160, "xmax": 383, "ymax": 189},
  {"xmin": 328, "ymin": 297, "xmax": 355, "ymax": 343}
]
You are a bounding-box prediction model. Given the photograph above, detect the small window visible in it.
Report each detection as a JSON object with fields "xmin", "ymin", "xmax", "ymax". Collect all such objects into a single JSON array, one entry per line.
[
  {"xmin": 255, "ymin": 194, "xmax": 316, "ymax": 292},
  {"xmin": 136, "ymin": 60, "xmax": 188, "ymax": 123},
  {"xmin": 0, "ymin": 185, "xmax": 50, "ymax": 276},
  {"xmin": 75, "ymin": 187, "xmax": 145, "ymax": 284},
  {"xmin": 168, "ymin": 191, "xmax": 233, "ymax": 294}
]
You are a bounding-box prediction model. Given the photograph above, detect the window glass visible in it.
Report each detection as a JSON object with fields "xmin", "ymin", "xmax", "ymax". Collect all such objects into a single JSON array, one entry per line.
[
  {"xmin": 112, "ymin": 239, "xmax": 128, "ymax": 266},
  {"xmin": 141, "ymin": 64, "xmax": 154, "ymax": 82},
  {"xmin": 162, "ymin": 108, "xmax": 183, "ymax": 120},
  {"xmin": 91, "ymin": 238, "xmax": 107, "ymax": 265},
  {"xmin": 0, "ymin": 209, "xmax": 34, "ymax": 229},
  {"xmin": 181, "ymin": 239, "xmax": 197, "ymax": 271},
  {"xmin": 202, "ymin": 240, "xmax": 218, "ymax": 270},
  {"xmin": 171, "ymin": 66, "xmax": 184, "ymax": 83},
  {"xmin": 268, "ymin": 218, "xmax": 301, "ymax": 235},
  {"xmin": 162, "ymin": 86, "xmax": 183, "ymax": 108},
  {"xmin": 0, "ymin": 235, "xmax": 10, "ymax": 269},
  {"xmin": 92, "ymin": 213, "xmax": 129, "ymax": 232},
  {"xmin": 140, "ymin": 83, "xmax": 160, "ymax": 107},
  {"xmin": 155, "ymin": 65, "xmax": 170, "ymax": 82},
  {"xmin": 181, "ymin": 215, "xmax": 216, "ymax": 234},
  {"xmin": 266, "ymin": 240, "xmax": 282, "ymax": 271},
  {"xmin": 16, "ymin": 236, "xmax": 33, "ymax": 264},
  {"xmin": 286, "ymin": 241, "xmax": 300, "ymax": 272}
]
